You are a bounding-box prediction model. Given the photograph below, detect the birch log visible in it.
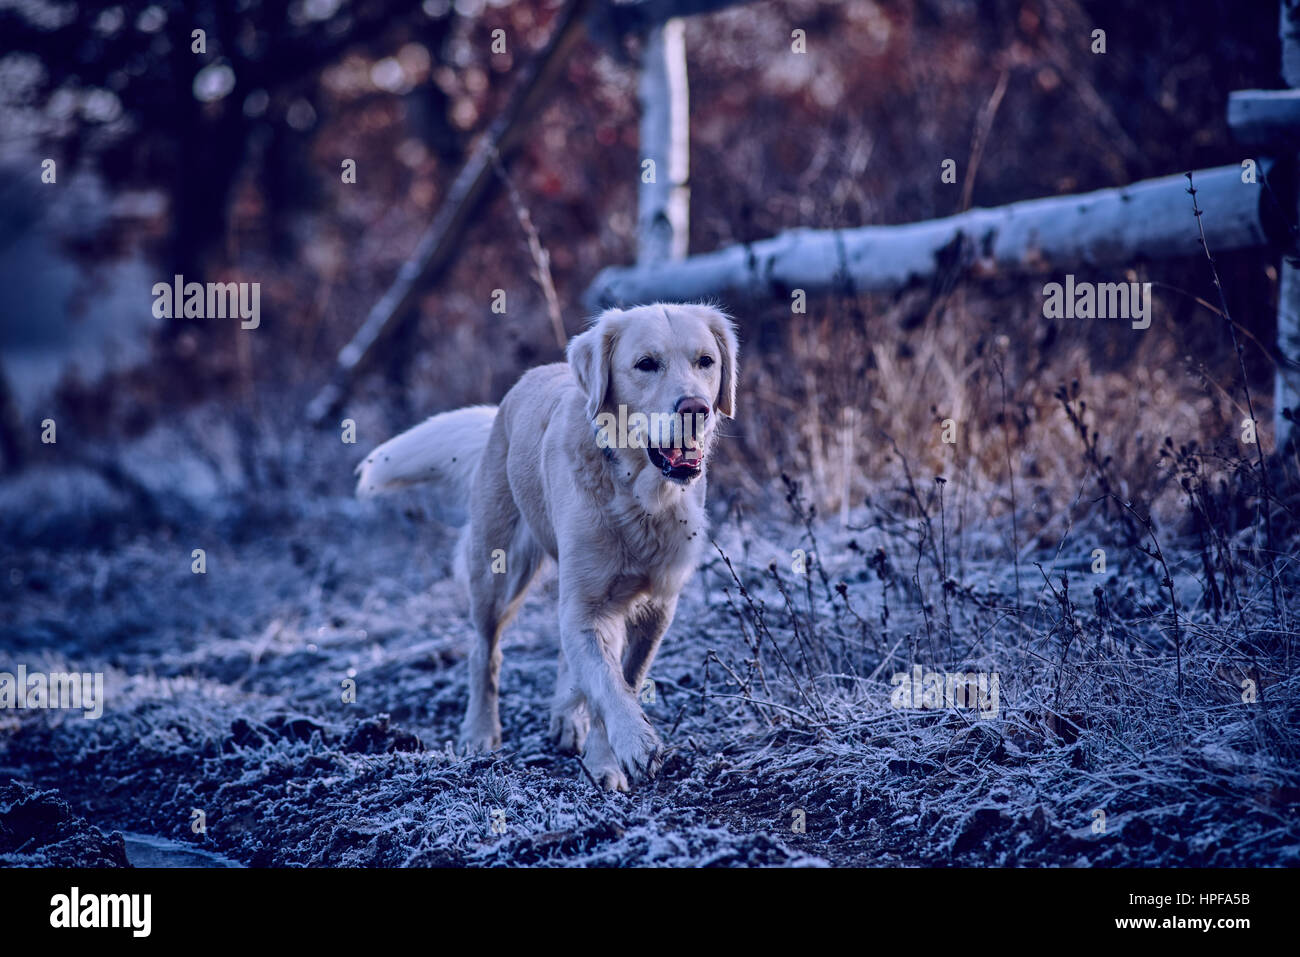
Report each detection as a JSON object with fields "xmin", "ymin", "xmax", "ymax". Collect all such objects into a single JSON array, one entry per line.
[
  {"xmin": 637, "ymin": 18, "xmax": 690, "ymax": 264},
  {"xmin": 586, "ymin": 164, "xmax": 1282, "ymax": 310},
  {"xmin": 1228, "ymin": 89, "xmax": 1300, "ymax": 153}
]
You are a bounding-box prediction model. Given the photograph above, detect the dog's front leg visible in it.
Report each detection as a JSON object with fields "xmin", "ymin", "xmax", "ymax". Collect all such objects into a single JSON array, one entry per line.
[
  {"xmin": 548, "ymin": 649, "xmax": 589, "ymax": 754},
  {"xmin": 623, "ymin": 597, "xmax": 677, "ymax": 695},
  {"xmin": 560, "ymin": 608, "xmax": 662, "ymax": 791}
]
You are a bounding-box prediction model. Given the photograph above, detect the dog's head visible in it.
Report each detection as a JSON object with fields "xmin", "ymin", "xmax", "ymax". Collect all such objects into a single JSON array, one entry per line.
[{"xmin": 567, "ymin": 303, "xmax": 738, "ymax": 487}]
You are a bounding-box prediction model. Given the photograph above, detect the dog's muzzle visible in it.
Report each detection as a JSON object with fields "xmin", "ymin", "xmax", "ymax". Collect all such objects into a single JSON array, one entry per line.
[
  {"xmin": 647, "ymin": 444, "xmax": 703, "ymax": 481},
  {"xmin": 648, "ymin": 399, "xmax": 709, "ymax": 482}
]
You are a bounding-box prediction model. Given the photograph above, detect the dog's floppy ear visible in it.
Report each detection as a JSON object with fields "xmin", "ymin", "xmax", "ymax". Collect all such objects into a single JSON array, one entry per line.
[
  {"xmin": 567, "ymin": 310, "xmax": 620, "ymax": 421},
  {"xmin": 703, "ymin": 308, "xmax": 739, "ymax": 419}
]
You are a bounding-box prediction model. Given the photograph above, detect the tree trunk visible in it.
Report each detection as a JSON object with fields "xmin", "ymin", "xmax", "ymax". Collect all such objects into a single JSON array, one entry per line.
[{"xmin": 637, "ymin": 19, "xmax": 690, "ymax": 265}]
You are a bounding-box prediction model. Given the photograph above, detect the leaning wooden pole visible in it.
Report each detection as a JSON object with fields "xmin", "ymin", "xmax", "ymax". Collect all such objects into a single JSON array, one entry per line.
[
  {"xmin": 586, "ymin": 164, "xmax": 1288, "ymax": 310},
  {"xmin": 307, "ymin": 0, "xmax": 592, "ymax": 426}
]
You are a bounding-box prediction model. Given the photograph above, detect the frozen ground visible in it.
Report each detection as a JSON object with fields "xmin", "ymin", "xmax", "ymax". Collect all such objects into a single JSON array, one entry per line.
[{"xmin": 1, "ymin": 419, "xmax": 1298, "ymax": 867}]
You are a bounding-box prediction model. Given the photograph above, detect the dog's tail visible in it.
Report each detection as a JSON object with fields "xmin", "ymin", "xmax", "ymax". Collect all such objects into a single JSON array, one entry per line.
[{"xmin": 354, "ymin": 404, "xmax": 497, "ymax": 524}]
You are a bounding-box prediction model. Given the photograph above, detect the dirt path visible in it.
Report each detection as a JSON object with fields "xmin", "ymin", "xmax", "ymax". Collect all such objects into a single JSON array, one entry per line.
[{"xmin": 2, "ymin": 496, "xmax": 836, "ymax": 865}]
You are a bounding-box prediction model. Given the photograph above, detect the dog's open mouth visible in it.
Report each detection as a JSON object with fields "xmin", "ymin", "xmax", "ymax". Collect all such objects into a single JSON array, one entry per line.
[{"xmin": 647, "ymin": 445, "xmax": 703, "ymax": 481}]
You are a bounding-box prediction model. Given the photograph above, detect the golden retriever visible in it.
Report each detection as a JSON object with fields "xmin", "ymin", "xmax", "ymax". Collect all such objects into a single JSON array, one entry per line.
[{"xmin": 356, "ymin": 303, "xmax": 739, "ymax": 790}]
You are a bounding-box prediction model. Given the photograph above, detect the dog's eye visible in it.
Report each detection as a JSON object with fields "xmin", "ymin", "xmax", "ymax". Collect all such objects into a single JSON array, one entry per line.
[
  {"xmin": 698, "ymin": 355, "xmax": 715, "ymax": 369},
  {"xmin": 635, "ymin": 356, "xmax": 660, "ymax": 372}
]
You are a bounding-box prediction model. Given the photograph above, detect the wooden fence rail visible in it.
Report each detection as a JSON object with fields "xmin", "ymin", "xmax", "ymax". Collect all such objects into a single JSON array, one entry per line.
[{"xmin": 587, "ymin": 163, "xmax": 1287, "ymax": 307}]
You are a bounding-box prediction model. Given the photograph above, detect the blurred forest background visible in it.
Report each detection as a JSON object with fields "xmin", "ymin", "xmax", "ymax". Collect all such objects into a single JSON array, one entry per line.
[{"xmin": 0, "ymin": 0, "xmax": 1287, "ymax": 540}]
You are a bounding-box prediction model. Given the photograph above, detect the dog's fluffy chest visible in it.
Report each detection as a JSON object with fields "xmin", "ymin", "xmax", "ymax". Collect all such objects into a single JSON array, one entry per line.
[{"xmin": 606, "ymin": 482, "xmax": 707, "ymax": 598}]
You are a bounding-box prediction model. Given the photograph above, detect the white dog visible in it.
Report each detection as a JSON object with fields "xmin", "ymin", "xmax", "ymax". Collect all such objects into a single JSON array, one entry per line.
[{"xmin": 356, "ymin": 303, "xmax": 739, "ymax": 790}]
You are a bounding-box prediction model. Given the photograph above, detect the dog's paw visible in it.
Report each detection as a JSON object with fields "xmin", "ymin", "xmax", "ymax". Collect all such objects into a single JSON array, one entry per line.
[
  {"xmin": 581, "ymin": 725, "xmax": 630, "ymax": 792},
  {"xmin": 591, "ymin": 762, "xmax": 630, "ymax": 793},
  {"xmin": 458, "ymin": 715, "xmax": 502, "ymax": 754},
  {"xmin": 606, "ymin": 715, "xmax": 663, "ymax": 785},
  {"xmin": 548, "ymin": 706, "xmax": 590, "ymax": 755}
]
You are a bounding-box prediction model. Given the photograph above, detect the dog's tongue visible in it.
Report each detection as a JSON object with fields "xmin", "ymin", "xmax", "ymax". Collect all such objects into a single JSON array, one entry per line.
[{"xmin": 663, "ymin": 447, "xmax": 701, "ymax": 468}]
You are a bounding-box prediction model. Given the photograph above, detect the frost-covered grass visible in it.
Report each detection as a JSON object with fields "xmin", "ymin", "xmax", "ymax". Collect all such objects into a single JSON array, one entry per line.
[{"xmin": 684, "ymin": 472, "xmax": 1300, "ymax": 866}]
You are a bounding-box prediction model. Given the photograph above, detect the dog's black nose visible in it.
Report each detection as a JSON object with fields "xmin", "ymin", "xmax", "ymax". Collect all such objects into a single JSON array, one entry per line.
[{"xmin": 676, "ymin": 396, "xmax": 710, "ymax": 420}]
